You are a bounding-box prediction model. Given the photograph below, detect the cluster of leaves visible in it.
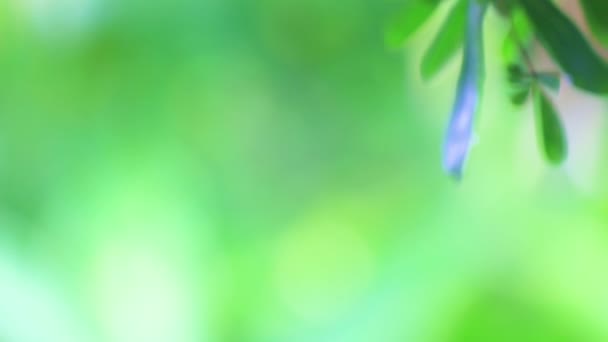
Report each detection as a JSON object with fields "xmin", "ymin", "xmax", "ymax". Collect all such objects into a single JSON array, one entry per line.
[{"xmin": 386, "ymin": 0, "xmax": 608, "ymax": 179}]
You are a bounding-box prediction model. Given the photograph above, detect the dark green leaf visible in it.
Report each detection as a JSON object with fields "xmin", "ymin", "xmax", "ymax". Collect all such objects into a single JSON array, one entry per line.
[
  {"xmin": 517, "ymin": 0, "xmax": 608, "ymax": 94},
  {"xmin": 536, "ymin": 72, "xmax": 560, "ymax": 92},
  {"xmin": 492, "ymin": 0, "xmax": 513, "ymax": 17},
  {"xmin": 385, "ymin": 0, "xmax": 442, "ymax": 49},
  {"xmin": 533, "ymin": 87, "xmax": 567, "ymax": 164},
  {"xmin": 507, "ymin": 64, "xmax": 527, "ymax": 83},
  {"xmin": 420, "ymin": 0, "xmax": 467, "ymax": 80},
  {"xmin": 580, "ymin": 0, "xmax": 608, "ymax": 47},
  {"xmin": 510, "ymin": 88, "xmax": 529, "ymax": 106}
]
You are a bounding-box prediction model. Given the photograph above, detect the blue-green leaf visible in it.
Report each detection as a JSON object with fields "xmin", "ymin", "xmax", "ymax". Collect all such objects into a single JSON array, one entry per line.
[
  {"xmin": 536, "ymin": 72, "xmax": 560, "ymax": 92},
  {"xmin": 420, "ymin": 0, "xmax": 467, "ymax": 80}
]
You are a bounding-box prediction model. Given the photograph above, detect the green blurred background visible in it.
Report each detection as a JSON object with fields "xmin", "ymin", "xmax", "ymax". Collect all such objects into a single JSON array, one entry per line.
[{"xmin": 1, "ymin": 0, "xmax": 608, "ymax": 341}]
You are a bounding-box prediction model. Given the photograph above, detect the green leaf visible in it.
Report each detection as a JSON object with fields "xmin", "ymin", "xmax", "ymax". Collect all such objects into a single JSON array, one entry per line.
[
  {"xmin": 385, "ymin": 0, "xmax": 442, "ymax": 49},
  {"xmin": 501, "ymin": 9, "xmax": 533, "ymax": 65},
  {"xmin": 420, "ymin": 0, "xmax": 467, "ymax": 80},
  {"xmin": 536, "ymin": 72, "xmax": 560, "ymax": 92},
  {"xmin": 501, "ymin": 32, "xmax": 518, "ymax": 65},
  {"xmin": 533, "ymin": 87, "xmax": 567, "ymax": 165},
  {"xmin": 510, "ymin": 6, "xmax": 532, "ymax": 35},
  {"xmin": 507, "ymin": 64, "xmax": 527, "ymax": 83},
  {"xmin": 517, "ymin": 0, "xmax": 608, "ymax": 94},
  {"xmin": 580, "ymin": 0, "xmax": 608, "ymax": 47},
  {"xmin": 492, "ymin": 0, "xmax": 513, "ymax": 17},
  {"xmin": 510, "ymin": 88, "xmax": 529, "ymax": 106}
]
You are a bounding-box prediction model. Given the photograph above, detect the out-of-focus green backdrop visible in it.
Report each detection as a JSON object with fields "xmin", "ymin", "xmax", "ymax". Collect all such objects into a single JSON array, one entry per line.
[{"xmin": 1, "ymin": 0, "xmax": 608, "ymax": 341}]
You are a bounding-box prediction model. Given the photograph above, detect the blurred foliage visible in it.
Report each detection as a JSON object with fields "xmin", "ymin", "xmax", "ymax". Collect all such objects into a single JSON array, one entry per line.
[
  {"xmin": 0, "ymin": 0, "xmax": 607, "ymax": 341},
  {"xmin": 389, "ymin": 0, "xmax": 608, "ymax": 177}
]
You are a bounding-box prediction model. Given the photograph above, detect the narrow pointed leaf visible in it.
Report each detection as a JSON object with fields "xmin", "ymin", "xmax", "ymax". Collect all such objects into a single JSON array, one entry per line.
[
  {"xmin": 443, "ymin": 0, "xmax": 488, "ymax": 179},
  {"xmin": 580, "ymin": 0, "xmax": 608, "ymax": 47},
  {"xmin": 517, "ymin": 0, "xmax": 608, "ymax": 94},
  {"xmin": 385, "ymin": 0, "xmax": 442, "ymax": 49},
  {"xmin": 533, "ymin": 88, "xmax": 567, "ymax": 164},
  {"xmin": 420, "ymin": 0, "xmax": 467, "ymax": 80}
]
